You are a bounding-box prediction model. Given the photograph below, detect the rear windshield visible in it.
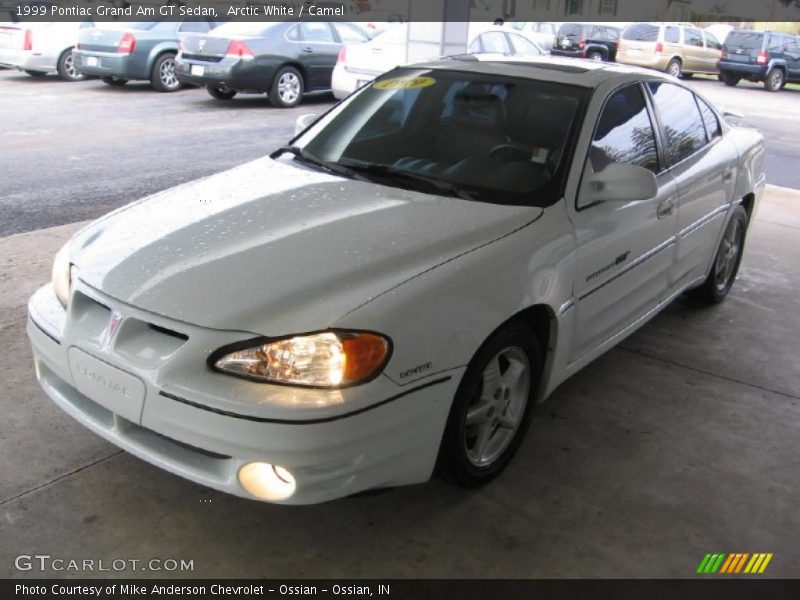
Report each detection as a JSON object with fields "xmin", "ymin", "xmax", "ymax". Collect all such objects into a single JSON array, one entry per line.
[
  {"xmin": 558, "ymin": 23, "xmax": 586, "ymax": 37},
  {"xmin": 623, "ymin": 23, "xmax": 659, "ymax": 41},
  {"xmin": 725, "ymin": 31, "xmax": 763, "ymax": 50}
]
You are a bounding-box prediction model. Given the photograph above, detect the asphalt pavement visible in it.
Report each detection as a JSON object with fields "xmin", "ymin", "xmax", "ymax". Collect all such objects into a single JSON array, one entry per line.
[{"xmin": 1, "ymin": 69, "xmax": 798, "ymax": 238}]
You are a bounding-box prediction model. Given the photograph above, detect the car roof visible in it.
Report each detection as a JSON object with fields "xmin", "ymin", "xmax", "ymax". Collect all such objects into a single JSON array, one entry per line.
[{"xmin": 406, "ymin": 56, "xmax": 673, "ymax": 89}]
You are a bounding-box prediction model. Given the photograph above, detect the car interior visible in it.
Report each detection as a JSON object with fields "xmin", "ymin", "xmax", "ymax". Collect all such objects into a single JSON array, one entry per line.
[{"xmin": 306, "ymin": 74, "xmax": 585, "ymax": 199}]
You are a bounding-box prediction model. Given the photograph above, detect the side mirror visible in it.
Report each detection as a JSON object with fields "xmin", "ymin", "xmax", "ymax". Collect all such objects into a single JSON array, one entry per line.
[
  {"xmin": 584, "ymin": 162, "xmax": 658, "ymax": 203},
  {"xmin": 294, "ymin": 113, "xmax": 318, "ymax": 136}
]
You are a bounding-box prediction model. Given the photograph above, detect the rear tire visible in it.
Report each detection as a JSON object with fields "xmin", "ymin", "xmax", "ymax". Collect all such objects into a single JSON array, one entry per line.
[
  {"xmin": 586, "ymin": 50, "xmax": 604, "ymax": 61},
  {"xmin": 206, "ymin": 85, "xmax": 237, "ymax": 100},
  {"xmin": 437, "ymin": 322, "xmax": 541, "ymax": 488},
  {"xmin": 764, "ymin": 68, "xmax": 784, "ymax": 92},
  {"xmin": 151, "ymin": 52, "xmax": 181, "ymax": 92},
  {"xmin": 57, "ymin": 48, "xmax": 84, "ymax": 82},
  {"xmin": 24, "ymin": 70, "xmax": 47, "ymax": 77},
  {"xmin": 719, "ymin": 71, "xmax": 740, "ymax": 86},
  {"xmin": 666, "ymin": 58, "xmax": 682, "ymax": 78},
  {"xmin": 688, "ymin": 205, "xmax": 748, "ymax": 304},
  {"xmin": 101, "ymin": 76, "xmax": 127, "ymax": 86},
  {"xmin": 269, "ymin": 66, "xmax": 304, "ymax": 108}
]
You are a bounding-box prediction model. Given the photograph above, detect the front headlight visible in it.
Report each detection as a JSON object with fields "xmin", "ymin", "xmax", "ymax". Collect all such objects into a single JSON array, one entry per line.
[
  {"xmin": 52, "ymin": 243, "xmax": 74, "ymax": 307},
  {"xmin": 210, "ymin": 330, "xmax": 391, "ymax": 388}
]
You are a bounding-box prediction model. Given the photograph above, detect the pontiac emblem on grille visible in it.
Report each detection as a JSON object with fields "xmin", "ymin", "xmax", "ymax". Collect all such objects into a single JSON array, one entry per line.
[{"xmin": 105, "ymin": 313, "xmax": 123, "ymax": 347}]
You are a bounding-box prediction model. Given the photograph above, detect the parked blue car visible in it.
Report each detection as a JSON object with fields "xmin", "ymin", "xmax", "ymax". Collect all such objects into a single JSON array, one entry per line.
[{"xmin": 73, "ymin": 20, "xmax": 222, "ymax": 92}]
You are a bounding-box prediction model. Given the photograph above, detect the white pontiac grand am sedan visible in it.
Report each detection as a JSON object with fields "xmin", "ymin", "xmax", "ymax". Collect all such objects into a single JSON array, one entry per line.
[{"xmin": 28, "ymin": 57, "xmax": 765, "ymax": 505}]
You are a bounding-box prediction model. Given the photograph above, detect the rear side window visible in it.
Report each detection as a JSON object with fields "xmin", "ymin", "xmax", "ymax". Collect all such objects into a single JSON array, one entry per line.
[
  {"xmin": 333, "ymin": 23, "xmax": 368, "ymax": 43},
  {"xmin": 590, "ymin": 84, "xmax": 659, "ymax": 174},
  {"xmin": 665, "ymin": 26, "xmax": 679, "ymax": 43},
  {"xmin": 786, "ymin": 37, "xmax": 800, "ymax": 53},
  {"xmin": 478, "ymin": 31, "xmax": 511, "ymax": 54},
  {"xmin": 648, "ymin": 82, "xmax": 707, "ymax": 165},
  {"xmin": 767, "ymin": 34, "xmax": 785, "ymax": 53},
  {"xmin": 696, "ymin": 97, "xmax": 721, "ymax": 142},
  {"xmin": 300, "ymin": 22, "xmax": 334, "ymax": 43},
  {"xmin": 725, "ymin": 31, "xmax": 763, "ymax": 51},
  {"xmin": 623, "ymin": 23, "xmax": 659, "ymax": 42},
  {"xmin": 509, "ymin": 33, "xmax": 543, "ymax": 56},
  {"xmin": 684, "ymin": 28, "xmax": 703, "ymax": 47},
  {"xmin": 704, "ymin": 31, "xmax": 721, "ymax": 50}
]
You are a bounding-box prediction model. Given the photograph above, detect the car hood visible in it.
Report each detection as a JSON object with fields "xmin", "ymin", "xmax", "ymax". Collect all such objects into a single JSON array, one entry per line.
[{"xmin": 71, "ymin": 157, "xmax": 542, "ymax": 335}]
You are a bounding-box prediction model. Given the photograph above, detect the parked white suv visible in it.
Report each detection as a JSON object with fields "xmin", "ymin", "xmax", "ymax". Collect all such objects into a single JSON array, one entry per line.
[
  {"xmin": 28, "ymin": 58, "xmax": 765, "ymax": 504},
  {"xmin": 0, "ymin": 21, "xmax": 92, "ymax": 81}
]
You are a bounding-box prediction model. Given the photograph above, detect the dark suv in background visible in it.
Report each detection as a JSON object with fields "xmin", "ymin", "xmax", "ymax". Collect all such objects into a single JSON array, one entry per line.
[
  {"xmin": 718, "ymin": 29, "xmax": 800, "ymax": 91},
  {"xmin": 551, "ymin": 23, "xmax": 621, "ymax": 61}
]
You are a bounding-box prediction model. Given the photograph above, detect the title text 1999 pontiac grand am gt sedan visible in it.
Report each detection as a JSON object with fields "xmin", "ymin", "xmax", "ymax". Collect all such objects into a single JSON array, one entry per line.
[{"xmin": 27, "ymin": 57, "xmax": 765, "ymax": 505}]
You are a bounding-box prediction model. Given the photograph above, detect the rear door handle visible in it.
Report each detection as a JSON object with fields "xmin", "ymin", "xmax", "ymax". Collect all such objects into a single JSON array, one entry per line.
[
  {"xmin": 301, "ymin": 46, "xmax": 313, "ymax": 54},
  {"xmin": 657, "ymin": 198, "xmax": 675, "ymax": 220},
  {"xmin": 722, "ymin": 168, "xmax": 734, "ymax": 182}
]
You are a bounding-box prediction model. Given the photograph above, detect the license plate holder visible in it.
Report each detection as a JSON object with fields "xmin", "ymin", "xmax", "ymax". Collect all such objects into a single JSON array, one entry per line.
[
  {"xmin": 191, "ymin": 64, "xmax": 205, "ymax": 76},
  {"xmin": 68, "ymin": 347, "xmax": 145, "ymax": 423},
  {"xmin": 86, "ymin": 56, "xmax": 99, "ymax": 67}
]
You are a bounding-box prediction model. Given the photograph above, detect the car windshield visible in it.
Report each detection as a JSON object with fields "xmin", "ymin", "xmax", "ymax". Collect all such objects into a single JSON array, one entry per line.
[
  {"xmin": 725, "ymin": 31, "xmax": 763, "ymax": 50},
  {"xmin": 292, "ymin": 68, "xmax": 588, "ymax": 206}
]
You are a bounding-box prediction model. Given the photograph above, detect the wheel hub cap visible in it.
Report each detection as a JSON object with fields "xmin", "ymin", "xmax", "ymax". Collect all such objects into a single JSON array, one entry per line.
[{"xmin": 278, "ymin": 73, "xmax": 300, "ymax": 103}]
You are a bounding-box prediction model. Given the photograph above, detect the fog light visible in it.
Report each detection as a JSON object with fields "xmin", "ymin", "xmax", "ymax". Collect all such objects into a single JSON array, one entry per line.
[{"xmin": 238, "ymin": 462, "xmax": 296, "ymax": 501}]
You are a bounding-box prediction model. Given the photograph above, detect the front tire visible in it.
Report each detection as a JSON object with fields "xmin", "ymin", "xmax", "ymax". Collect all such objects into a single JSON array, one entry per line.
[
  {"xmin": 57, "ymin": 48, "xmax": 84, "ymax": 82},
  {"xmin": 207, "ymin": 85, "xmax": 237, "ymax": 100},
  {"xmin": 689, "ymin": 205, "xmax": 748, "ymax": 304},
  {"xmin": 101, "ymin": 76, "xmax": 127, "ymax": 86},
  {"xmin": 269, "ymin": 66, "xmax": 304, "ymax": 108},
  {"xmin": 437, "ymin": 323, "xmax": 541, "ymax": 488},
  {"xmin": 151, "ymin": 53, "xmax": 181, "ymax": 92},
  {"xmin": 764, "ymin": 68, "xmax": 784, "ymax": 92},
  {"xmin": 666, "ymin": 58, "xmax": 682, "ymax": 78}
]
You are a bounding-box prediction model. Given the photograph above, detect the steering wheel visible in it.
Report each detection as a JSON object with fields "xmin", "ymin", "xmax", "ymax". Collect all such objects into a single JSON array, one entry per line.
[{"xmin": 489, "ymin": 142, "xmax": 534, "ymax": 163}]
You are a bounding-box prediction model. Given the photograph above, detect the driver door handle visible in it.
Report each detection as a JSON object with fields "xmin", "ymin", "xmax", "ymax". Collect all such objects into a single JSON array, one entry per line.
[
  {"xmin": 657, "ymin": 198, "xmax": 675, "ymax": 220},
  {"xmin": 301, "ymin": 46, "xmax": 313, "ymax": 54}
]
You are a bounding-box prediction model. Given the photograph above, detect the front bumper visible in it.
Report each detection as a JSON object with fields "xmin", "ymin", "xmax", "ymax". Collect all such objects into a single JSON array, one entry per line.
[
  {"xmin": 72, "ymin": 49, "xmax": 141, "ymax": 79},
  {"xmin": 27, "ymin": 281, "xmax": 459, "ymax": 504},
  {"xmin": 0, "ymin": 48, "xmax": 54, "ymax": 72}
]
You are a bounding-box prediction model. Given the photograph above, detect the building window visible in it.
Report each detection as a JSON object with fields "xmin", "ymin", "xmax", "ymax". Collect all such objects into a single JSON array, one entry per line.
[
  {"xmin": 564, "ymin": 0, "xmax": 583, "ymax": 15},
  {"xmin": 598, "ymin": 0, "xmax": 617, "ymax": 15}
]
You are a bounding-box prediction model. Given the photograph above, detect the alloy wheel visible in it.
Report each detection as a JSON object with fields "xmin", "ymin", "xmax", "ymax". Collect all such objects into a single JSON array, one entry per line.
[
  {"xmin": 714, "ymin": 218, "xmax": 743, "ymax": 293},
  {"xmin": 160, "ymin": 58, "xmax": 179, "ymax": 90},
  {"xmin": 278, "ymin": 72, "xmax": 301, "ymax": 105},
  {"xmin": 464, "ymin": 346, "xmax": 531, "ymax": 467}
]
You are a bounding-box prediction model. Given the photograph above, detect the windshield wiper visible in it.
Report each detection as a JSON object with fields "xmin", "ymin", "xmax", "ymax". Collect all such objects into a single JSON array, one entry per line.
[
  {"xmin": 337, "ymin": 161, "xmax": 477, "ymax": 201},
  {"xmin": 271, "ymin": 146, "xmax": 364, "ymax": 180}
]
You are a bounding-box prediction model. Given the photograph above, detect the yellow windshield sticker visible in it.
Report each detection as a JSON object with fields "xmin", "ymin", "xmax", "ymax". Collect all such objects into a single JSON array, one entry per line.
[{"xmin": 373, "ymin": 76, "xmax": 436, "ymax": 90}]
